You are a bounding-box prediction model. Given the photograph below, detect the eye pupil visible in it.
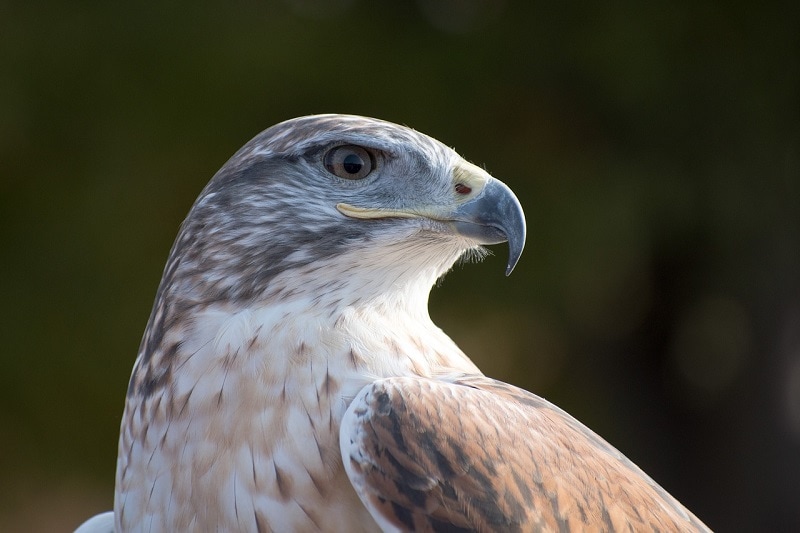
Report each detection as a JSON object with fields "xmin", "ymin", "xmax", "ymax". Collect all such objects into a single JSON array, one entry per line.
[
  {"xmin": 342, "ymin": 154, "xmax": 363, "ymax": 175},
  {"xmin": 324, "ymin": 145, "xmax": 375, "ymax": 180}
]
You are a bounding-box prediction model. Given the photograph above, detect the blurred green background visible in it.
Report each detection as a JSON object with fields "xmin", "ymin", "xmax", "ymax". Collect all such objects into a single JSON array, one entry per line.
[{"xmin": 2, "ymin": 1, "xmax": 798, "ymax": 530}]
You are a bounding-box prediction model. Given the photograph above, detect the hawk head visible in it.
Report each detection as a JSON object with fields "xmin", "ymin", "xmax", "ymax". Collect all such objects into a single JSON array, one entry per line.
[{"xmin": 160, "ymin": 114, "xmax": 525, "ymax": 309}]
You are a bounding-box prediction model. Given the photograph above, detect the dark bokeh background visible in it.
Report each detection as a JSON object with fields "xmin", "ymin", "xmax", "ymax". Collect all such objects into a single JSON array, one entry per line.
[{"xmin": 2, "ymin": 1, "xmax": 799, "ymax": 530}]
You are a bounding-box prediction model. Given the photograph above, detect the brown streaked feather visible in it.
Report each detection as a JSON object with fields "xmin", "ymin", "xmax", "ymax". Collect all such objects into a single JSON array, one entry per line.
[{"xmin": 341, "ymin": 375, "xmax": 711, "ymax": 532}]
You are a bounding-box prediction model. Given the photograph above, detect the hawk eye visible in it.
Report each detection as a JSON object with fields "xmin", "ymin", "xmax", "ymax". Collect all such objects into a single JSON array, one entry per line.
[{"xmin": 324, "ymin": 145, "xmax": 375, "ymax": 180}]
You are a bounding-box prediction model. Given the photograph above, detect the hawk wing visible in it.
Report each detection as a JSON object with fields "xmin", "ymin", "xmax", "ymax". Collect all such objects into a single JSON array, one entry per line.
[{"xmin": 340, "ymin": 375, "xmax": 710, "ymax": 532}]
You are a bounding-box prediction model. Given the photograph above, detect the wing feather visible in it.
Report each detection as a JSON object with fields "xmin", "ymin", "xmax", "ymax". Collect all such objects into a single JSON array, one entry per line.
[{"xmin": 340, "ymin": 375, "xmax": 711, "ymax": 532}]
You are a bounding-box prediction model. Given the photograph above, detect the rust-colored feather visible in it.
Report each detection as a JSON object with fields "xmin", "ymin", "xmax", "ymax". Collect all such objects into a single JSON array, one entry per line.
[{"xmin": 341, "ymin": 375, "xmax": 711, "ymax": 532}]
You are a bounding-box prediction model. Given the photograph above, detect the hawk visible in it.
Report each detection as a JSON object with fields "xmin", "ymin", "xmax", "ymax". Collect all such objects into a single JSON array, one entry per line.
[{"xmin": 77, "ymin": 115, "xmax": 710, "ymax": 532}]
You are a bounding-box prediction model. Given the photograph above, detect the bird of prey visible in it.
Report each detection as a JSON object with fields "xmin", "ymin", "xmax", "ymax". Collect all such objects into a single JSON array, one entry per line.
[{"xmin": 77, "ymin": 114, "xmax": 710, "ymax": 532}]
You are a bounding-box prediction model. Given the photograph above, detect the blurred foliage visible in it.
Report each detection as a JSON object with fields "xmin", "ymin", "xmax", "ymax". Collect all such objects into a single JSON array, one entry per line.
[{"xmin": 1, "ymin": 0, "xmax": 799, "ymax": 530}]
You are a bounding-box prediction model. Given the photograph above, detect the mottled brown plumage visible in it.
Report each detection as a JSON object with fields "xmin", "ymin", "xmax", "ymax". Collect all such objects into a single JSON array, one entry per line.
[{"xmin": 342, "ymin": 375, "xmax": 709, "ymax": 532}]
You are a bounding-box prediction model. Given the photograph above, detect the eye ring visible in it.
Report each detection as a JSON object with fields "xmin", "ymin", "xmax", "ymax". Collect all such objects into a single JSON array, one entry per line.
[{"xmin": 324, "ymin": 145, "xmax": 375, "ymax": 180}]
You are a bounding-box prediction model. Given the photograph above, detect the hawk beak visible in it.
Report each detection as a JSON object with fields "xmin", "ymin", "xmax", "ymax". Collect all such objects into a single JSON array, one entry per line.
[
  {"xmin": 450, "ymin": 174, "xmax": 526, "ymax": 276},
  {"xmin": 336, "ymin": 162, "xmax": 526, "ymax": 275}
]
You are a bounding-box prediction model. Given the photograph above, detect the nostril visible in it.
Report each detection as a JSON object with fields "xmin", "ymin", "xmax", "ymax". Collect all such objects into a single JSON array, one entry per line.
[{"xmin": 455, "ymin": 183, "xmax": 472, "ymax": 195}]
